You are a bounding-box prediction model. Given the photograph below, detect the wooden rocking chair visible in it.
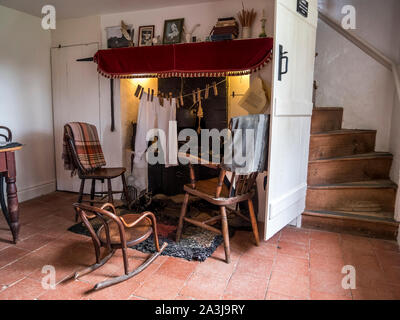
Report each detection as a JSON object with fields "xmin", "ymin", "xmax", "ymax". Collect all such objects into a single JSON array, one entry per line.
[{"xmin": 73, "ymin": 203, "xmax": 167, "ymax": 290}]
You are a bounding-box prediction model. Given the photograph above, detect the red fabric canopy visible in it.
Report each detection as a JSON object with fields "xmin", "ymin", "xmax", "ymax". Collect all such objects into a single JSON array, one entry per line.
[{"xmin": 94, "ymin": 38, "xmax": 273, "ymax": 79}]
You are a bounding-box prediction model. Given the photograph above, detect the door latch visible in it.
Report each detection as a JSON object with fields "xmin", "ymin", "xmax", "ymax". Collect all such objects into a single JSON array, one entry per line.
[{"xmin": 278, "ymin": 45, "xmax": 289, "ymax": 81}]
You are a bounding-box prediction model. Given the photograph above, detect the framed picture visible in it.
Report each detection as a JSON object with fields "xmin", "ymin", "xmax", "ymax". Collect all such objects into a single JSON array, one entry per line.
[
  {"xmin": 138, "ymin": 25, "xmax": 155, "ymax": 47},
  {"xmin": 106, "ymin": 25, "xmax": 134, "ymax": 48},
  {"xmin": 163, "ymin": 18, "xmax": 184, "ymax": 44}
]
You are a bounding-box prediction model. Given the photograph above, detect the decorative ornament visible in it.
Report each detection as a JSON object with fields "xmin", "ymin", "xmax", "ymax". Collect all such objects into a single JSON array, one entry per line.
[
  {"xmin": 121, "ymin": 20, "xmax": 134, "ymax": 47},
  {"xmin": 183, "ymin": 24, "xmax": 201, "ymax": 43},
  {"xmin": 259, "ymin": 9, "xmax": 267, "ymax": 38}
]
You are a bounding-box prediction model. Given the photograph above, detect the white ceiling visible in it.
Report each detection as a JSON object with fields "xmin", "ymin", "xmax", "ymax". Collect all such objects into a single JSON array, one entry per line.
[{"xmin": 0, "ymin": 0, "xmax": 223, "ymax": 19}]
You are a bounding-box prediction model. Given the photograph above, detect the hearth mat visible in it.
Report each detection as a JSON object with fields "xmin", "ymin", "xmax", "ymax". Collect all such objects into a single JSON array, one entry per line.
[{"xmin": 68, "ymin": 195, "xmax": 252, "ymax": 261}]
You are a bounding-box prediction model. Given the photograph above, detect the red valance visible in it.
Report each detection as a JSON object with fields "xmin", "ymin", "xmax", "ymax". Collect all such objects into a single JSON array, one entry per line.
[{"xmin": 94, "ymin": 38, "xmax": 273, "ymax": 79}]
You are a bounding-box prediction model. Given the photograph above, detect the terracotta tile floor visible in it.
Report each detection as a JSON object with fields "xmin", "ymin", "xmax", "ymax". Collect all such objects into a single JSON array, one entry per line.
[{"xmin": 0, "ymin": 192, "xmax": 399, "ymax": 300}]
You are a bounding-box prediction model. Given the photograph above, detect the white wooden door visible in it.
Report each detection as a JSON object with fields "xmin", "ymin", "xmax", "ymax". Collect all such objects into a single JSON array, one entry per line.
[
  {"xmin": 52, "ymin": 43, "xmax": 101, "ymax": 192},
  {"xmin": 264, "ymin": 0, "xmax": 317, "ymax": 239}
]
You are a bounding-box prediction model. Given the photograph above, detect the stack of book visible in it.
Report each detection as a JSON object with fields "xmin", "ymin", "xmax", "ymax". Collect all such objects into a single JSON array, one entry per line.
[{"xmin": 210, "ymin": 17, "xmax": 239, "ymax": 41}]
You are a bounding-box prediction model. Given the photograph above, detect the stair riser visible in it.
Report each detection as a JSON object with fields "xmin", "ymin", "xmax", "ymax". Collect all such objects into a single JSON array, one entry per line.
[
  {"xmin": 306, "ymin": 188, "xmax": 396, "ymax": 212},
  {"xmin": 302, "ymin": 213, "xmax": 398, "ymax": 240},
  {"xmin": 309, "ymin": 132, "xmax": 376, "ymax": 160},
  {"xmin": 311, "ymin": 109, "xmax": 343, "ymax": 133},
  {"xmin": 308, "ymin": 158, "xmax": 392, "ymax": 185}
]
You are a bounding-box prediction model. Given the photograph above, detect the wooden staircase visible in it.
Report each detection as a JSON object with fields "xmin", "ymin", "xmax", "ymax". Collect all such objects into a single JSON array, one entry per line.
[{"xmin": 302, "ymin": 107, "xmax": 399, "ymax": 240}]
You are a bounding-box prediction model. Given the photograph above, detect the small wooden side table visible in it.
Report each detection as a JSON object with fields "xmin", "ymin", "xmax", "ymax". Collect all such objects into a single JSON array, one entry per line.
[{"xmin": 0, "ymin": 145, "xmax": 22, "ymax": 244}]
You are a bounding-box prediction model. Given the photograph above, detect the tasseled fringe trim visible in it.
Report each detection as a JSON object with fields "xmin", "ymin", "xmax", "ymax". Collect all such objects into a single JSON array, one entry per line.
[{"xmin": 97, "ymin": 50, "xmax": 272, "ymax": 79}]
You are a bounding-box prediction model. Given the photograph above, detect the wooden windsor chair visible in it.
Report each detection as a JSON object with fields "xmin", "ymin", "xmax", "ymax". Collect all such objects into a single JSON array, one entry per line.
[
  {"xmin": 65, "ymin": 127, "xmax": 131, "ymax": 221},
  {"xmin": 176, "ymin": 115, "xmax": 269, "ymax": 264}
]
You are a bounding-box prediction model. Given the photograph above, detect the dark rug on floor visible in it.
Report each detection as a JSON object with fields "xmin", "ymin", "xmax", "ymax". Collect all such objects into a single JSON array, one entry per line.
[{"xmin": 67, "ymin": 195, "xmax": 253, "ymax": 262}]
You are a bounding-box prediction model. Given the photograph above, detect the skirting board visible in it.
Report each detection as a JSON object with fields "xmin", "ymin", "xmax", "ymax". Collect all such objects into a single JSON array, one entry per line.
[{"xmin": 17, "ymin": 180, "xmax": 56, "ymax": 203}]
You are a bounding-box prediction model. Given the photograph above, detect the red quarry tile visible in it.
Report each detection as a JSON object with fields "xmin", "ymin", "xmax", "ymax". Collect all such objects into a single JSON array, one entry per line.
[
  {"xmin": 4, "ymin": 252, "xmax": 48, "ymax": 277},
  {"xmin": 230, "ymin": 231, "xmax": 262, "ymax": 253},
  {"xmin": 37, "ymin": 279, "xmax": 92, "ymax": 300},
  {"xmin": 309, "ymin": 252, "xmax": 345, "ymax": 274},
  {"xmin": 56, "ymin": 231, "xmax": 92, "ymax": 244},
  {"xmin": 391, "ymin": 285, "xmax": 400, "ymax": 299},
  {"xmin": 238, "ymin": 242, "xmax": 277, "ymax": 260},
  {"xmin": 0, "ymin": 277, "xmax": 44, "ymax": 300},
  {"xmin": 224, "ymin": 271, "xmax": 269, "ymax": 300},
  {"xmin": 157, "ymin": 257, "xmax": 198, "ymax": 281},
  {"xmin": 310, "ymin": 291, "xmax": 352, "ymax": 300},
  {"xmin": 351, "ymin": 264, "xmax": 386, "ymax": 289},
  {"xmin": 134, "ymin": 273, "xmax": 186, "ymax": 300},
  {"xmin": 276, "ymin": 240, "xmax": 309, "ymax": 259},
  {"xmin": 0, "ymin": 225, "xmax": 46, "ymax": 243},
  {"xmin": 0, "ymin": 239, "xmax": 11, "ymax": 252},
  {"xmin": 268, "ymin": 271, "xmax": 310, "ymax": 299},
  {"xmin": 235, "ymin": 254, "xmax": 273, "ymax": 277},
  {"xmin": 180, "ymin": 272, "xmax": 228, "ymax": 300},
  {"xmin": 28, "ymin": 261, "xmax": 77, "ymax": 285},
  {"xmin": 129, "ymin": 295, "xmax": 147, "ymax": 300},
  {"xmin": 211, "ymin": 245, "xmax": 242, "ymax": 263},
  {"xmin": 194, "ymin": 256, "xmax": 237, "ymax": 282},
  {"xmin": 264, "ymin": 232, "xmax": 281, "ymax": 245},
  {"xmin": 0, "ymin": 265, "xmax": 26, "ymax": 287},
  {"xmin": 280, "ymin": 227, "xmax": 310, "ymax": 246},
  {"xmin": 369, "ymin": 238, "xmax": 399, "ymax": 253},
  {"xmin": 341, "ymin": 251, "xmax": 385, "ymax": 288},
  {"xmin": 175, "ymin": 295, "xmax": 195, "ymax": 300},
  {"xmin": 309, "ymin": 230, "xmax": 341, "ymax": 243},
  {"xmin": 273, "ymin": 254, "xmax": 310, "ymax": 277},
  {"xmin": 19, "ymin": 213, "xmax": 55, "ymax": 227},
  {"xmin": 73, "ymin": 261, "xmax": 121, "ymax": 285},
  {"xmin": 309, "ymin": 239, "xmax": 343, "ymax": 258},
  {"xmin": 16, "ymin": 234, "xmax": 55, "ymax": 251},
  {"xmin": 341, "ymin": 235, "xmax": 375, "ymax": 256},
  {"xmin": 126, "ymin": 260, "xmax": 162, "ymax": 284},
  {"xmin": 310, "ymin": 269, "xmax": 352, "ymax": 298},
  {"xmin": 35, "ymin": 242, "xmax": 95, "ymax": 267},
  {"xmin": 266, "ymin": 291, "xmax": 307, "ymax": 300},
  {"xmin": 351, "ymin": 285, "xmax": 398, "ymax": 300},
  {"xmin": 376, "ymin": 251, "xmax": 400, "ymax": 270},
  {"xmin": 25, "ymin": 215, "xmax": 72, "ymax": 232},
  {"xmin": 84, "ymin": 277, "xmax": 142, "ymax": 300},
  {"xmin": 383, "ymin": 266, "xmax": 400, "ymax": 287},
  {"xmin": 4, "ymin": 191, "xmax": 399, "ymax": 301},
  {"xmin": 0, "ymin": 246, "xmax": 29, "ymax": 268}
]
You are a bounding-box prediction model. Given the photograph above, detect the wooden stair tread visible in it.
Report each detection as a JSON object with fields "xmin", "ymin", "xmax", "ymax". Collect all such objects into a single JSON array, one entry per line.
[
  {"xmin": 313, "ymin": 107, "xmax": 343, "ymax": 111},
  {"xmin": 306, "ymin": 107, "xmax": 398, "ymax": 240},
  {"xmin": 311, "ymin": 129, "xmax": 376, "ymax": 136},
  {"xmin": 303, "ymin": 209, "xmax": 398, "ymax": 224},
  {"xmin": 308, "ymin": 180, "xmax": 397, "ymax": 190},
  {"xmin": 309, "ymin": 152, "xmax": 393, "ymax": 163}
]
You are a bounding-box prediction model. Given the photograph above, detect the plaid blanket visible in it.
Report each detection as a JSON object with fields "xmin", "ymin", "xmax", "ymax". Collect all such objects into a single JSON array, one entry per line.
[{"xmin": 62, "ymin": 122, "xmax": 106, "ymax": 175}]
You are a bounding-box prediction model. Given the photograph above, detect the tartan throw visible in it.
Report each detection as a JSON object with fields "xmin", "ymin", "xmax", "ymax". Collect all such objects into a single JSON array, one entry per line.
[{"xmin": 62, "ymin": 122, "xmax": 106, "ymax": 175}]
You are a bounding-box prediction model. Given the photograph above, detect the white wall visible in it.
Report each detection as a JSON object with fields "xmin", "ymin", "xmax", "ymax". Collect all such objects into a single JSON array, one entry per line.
[
  {"xmin": 51, "ymin": 15, "xmax": 101, "ymax": 47},
  {"xmin": 315, "ymin": 0, "xmax": 400, "ymax": 152},
  {"xmin": 0, "ymin": 5, "xmax": 55, "ymax": 202}
]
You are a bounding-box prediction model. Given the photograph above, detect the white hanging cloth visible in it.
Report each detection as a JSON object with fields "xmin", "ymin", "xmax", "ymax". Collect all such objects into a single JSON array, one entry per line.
[{"xmin": 132, "ymin": 92, "xmax": 177, "ymax": 193}]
